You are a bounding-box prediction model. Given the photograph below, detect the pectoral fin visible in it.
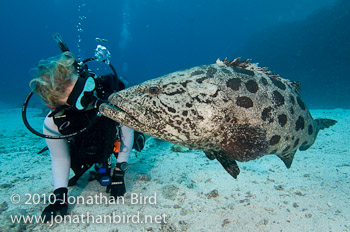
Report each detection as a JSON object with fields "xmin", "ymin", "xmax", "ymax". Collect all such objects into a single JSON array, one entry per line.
[
  {"xmin": 204, "ymin": 151, "xmax": 216, "ymax": 160},
  {"xmin": 205, "ymin": 150, "xmax": 240, "ymax": 178}
]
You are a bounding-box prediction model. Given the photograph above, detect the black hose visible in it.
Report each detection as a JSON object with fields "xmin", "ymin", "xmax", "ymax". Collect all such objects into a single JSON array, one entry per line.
[
  {"xmin": 22, "ymin": 33, "xmax": 117, "ymax": 139},
  {"xmin": 21, "ymin": 91, "xmax": 100, "ymax": 139},
  {"xmin": 82, "ymin": 57, "xmax": 119, "ymax": 91}
]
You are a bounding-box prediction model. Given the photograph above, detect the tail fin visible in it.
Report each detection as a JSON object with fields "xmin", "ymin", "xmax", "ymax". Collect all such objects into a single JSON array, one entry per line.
[
  {"xmin": 299, "ymin": 118, "xmax": 337, "ymax": 151},
  {"xmin": 314, "ymin": 118, "xmax": 337, "ymax": 130}
]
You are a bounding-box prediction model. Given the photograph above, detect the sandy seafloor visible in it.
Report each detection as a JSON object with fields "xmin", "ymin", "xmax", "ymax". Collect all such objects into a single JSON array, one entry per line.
[{"xmin": 0, "ymin": 105, "xmax": 349, "ymax": 232}]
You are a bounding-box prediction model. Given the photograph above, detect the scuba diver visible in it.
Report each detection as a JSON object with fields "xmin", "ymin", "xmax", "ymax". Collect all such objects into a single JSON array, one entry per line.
[{"xmin": 22, "ymin": 34, "xmax": 145, "ymax": 221}]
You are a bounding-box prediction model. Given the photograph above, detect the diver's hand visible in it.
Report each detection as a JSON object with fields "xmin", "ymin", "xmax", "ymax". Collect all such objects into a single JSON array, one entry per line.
[
  {"xmin": 109, "ymin": 169, "xmax": 126, "ymax": 197},
  {"xmin": 83, "ymin": 91, "xmax": 109, "ymax": 109},
  {"xmin": 41, "ymin": 187, "xmax": 68, "ymax": 222}
]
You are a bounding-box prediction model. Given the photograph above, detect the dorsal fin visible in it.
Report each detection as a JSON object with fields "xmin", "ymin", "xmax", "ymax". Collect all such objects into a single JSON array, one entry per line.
[
  {"xmin": 290, "ymin": 81, "xmax": 301, "ymax": 95},
  {"xmin": 221, "ymin": 57, "xmax": 302, "ymax": 94},
  {"xmin": 222, "ymin": 57, "xmax": 280, "ymax": 79}
]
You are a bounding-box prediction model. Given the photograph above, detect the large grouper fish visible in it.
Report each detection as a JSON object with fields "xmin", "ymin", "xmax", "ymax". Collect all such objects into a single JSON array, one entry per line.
[{"xmin": 100, "ymin": 57, "xmax": 337, "ymax": 178}]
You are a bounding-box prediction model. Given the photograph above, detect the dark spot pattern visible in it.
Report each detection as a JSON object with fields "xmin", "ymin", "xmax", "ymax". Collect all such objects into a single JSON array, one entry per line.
[
  {"xmin": 245, "ymin": 80, "xmax": 259, "ymax": 93},
  {"xmin": 206, "ymin": 67, "xmax": 217, "ymax": 78},
  {"xmin": 278, "ymin": 114, "xmax": 287, "ymax": 127},
  {"xmin": 196, "ymin": 76, "xmax": 209, "ymax": 83},
  {"xmin": 186, "ymin": 103, "xmax": 193, "ymax": 108},
  {"xmin": 191, "ymin": 70, "xmax": 205, "ymax": 76},
  {"xmin": 225, "ymin": 115, "xmax": 237, "ymax": 123},
  {"xmin": 293, "ymin": 138, "xmax": 300, "ymax": 148},
  {"xmin": 168, "ymin": 107, "xmax": 176, "ymax": 113},
  {"xmin": 163, "ymin": 82, "xmax": 178, "ymax": 87},
  {"xmin": 167, "ymin": 89, "xmax": 186, "ymax": 96},
  {"xmin": 182, "ymin": 111, "xmax": 188, "ymax": 116},
  {"xmin": 261, "ymin": 107, "xmax": 274, "ymax": 123},
  {"xmin": 289, "ymin": 95, "xmax": 296, "ymax": 105},
  {"xmin": 271, "ymin": 149, "xmax": 278, "ymax": 154},
  {"xmin": 289, "ymin": 107, "xmax": 295, "ymax": 115},
  {"xmin": 295, "ymin": 116, "xmax": 305, "ymax": 131},
  {"xmin": 297, "ymin": 97, "xmax": 306, "ymax": 110},
  {"xmin": 282, "ymin": 146, "xmax": 291, "ymax": 153},
  {"xmin": 308, "ymin": 125, "xmax": 313, "ymax": 135},
  {"xmin": 270, "ymin": 135, "xmax": 281, "ymax": 146},
  {"xmin": 232, "ymin": 67, "xmax": 255, "ymax": 76},
  {"xmin": 273, "ymin": 91, "xmax": 285, "ymax": 107},
  {"xmin": 180, "ymin": 80, "xmax": 191, "ymax": 88},
  {"xmin": 227, "ymin": 78, "xmax": 241, "ymax": 91},
  {"xmin": 230, "ymin": 117, "xmax": 238, "ymax": 123},
  {"xmin": 270, "ymin": 77, "xmax": 286, "ymax": 90},
  {"xmin": 261, "ymin": 77, "xmax": 268, "ymax": 86},
  {"xmin": 211, "ymin": 89, "xmax": 219, "ymax": 98},
  {"xmin": 236, "ymin": 96, "xmax": 253, "ymax": 108},
  {"xmin": 195, "ymin": 94, "xmax": 212, "ymax": 104},
  {"xmin": 221, "ymin": 67, "xmax": 231, "ymax": 74}
]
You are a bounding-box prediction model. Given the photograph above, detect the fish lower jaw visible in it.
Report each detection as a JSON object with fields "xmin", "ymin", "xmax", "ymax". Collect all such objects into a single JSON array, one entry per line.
[{"xmin": 100, "ymin": 103, "xmax": 143, "ymax": 128}]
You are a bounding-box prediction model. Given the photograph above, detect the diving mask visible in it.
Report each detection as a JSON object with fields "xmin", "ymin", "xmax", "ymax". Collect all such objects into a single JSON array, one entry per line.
[{"xmin": 66, "ymin": 75, "xmax": 97, "ymax": 110}]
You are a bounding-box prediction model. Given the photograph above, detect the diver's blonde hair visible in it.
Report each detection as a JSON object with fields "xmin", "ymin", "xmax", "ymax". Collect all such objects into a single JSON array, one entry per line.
[{"xmin": 30, "ymin": 52, "xmax": 78, "ymax": 108}]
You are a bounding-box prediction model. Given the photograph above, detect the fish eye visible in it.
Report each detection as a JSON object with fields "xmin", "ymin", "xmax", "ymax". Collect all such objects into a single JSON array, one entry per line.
[{"xmin": 148, "ymin": 87, "xmax": 160, "ymax": 95}]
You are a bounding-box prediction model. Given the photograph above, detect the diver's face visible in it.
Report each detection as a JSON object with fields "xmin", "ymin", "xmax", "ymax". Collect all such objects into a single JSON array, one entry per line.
[{"xmin": 58, "ymin": 80, "xmax": 77, "ymax": 106}]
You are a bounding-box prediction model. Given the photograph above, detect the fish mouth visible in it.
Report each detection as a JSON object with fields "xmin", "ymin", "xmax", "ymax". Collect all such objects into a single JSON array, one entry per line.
[{"xmin": 99, "ymin": 93, "xmax": 160, "ymax": 131}]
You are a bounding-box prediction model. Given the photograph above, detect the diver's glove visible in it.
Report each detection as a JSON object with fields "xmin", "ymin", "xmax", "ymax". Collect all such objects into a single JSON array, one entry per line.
[
  {"xmin": 41, "ymin": 187, "xmax": 68, "ymax": 222},
  {"xmin": 109, "ymin": 163, "xmax": 127, "ymax": 197}
]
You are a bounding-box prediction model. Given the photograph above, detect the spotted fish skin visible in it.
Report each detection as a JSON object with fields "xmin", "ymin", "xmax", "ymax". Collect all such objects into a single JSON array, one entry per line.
[{"xmin": 100, "ymin": 59, "xmax": 336, "ymax": 178}]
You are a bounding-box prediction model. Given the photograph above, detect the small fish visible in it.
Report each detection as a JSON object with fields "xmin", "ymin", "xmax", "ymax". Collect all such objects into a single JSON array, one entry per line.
[
  {"xmin": 95, "ymin": 38, "xmax": 108, "ymax": 43},
  {"xmin": 100, "ymin": 57, "xmax": 337, "ymax": 178}
]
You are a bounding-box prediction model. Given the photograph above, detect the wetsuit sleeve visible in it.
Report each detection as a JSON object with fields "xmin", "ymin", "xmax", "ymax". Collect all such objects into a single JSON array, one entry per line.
[
  {"xmin": 117, "ymin": 125, "xmax": 134, "ymax": 163},
  {"xmin": 43, "ymin": 115, "xmax": 70, "ymax": 189}
]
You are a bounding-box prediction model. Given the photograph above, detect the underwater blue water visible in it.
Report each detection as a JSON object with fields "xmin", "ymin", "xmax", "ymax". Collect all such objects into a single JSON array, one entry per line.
[{"xmin": 0, "ymin": 0, "xmax": 348, "ymax": 108}]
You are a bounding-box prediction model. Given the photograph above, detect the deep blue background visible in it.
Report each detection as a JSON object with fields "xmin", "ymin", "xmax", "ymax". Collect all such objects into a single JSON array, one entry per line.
[{"xmin": 1, "ymin": 0, "xmax": 348, "ymax": 109}]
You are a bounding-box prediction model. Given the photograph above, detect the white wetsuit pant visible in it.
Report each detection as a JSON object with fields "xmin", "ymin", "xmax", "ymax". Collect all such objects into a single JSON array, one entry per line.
[{"xmin": 43, "ymin": 115, "xmax": 134, "ymax": 190}]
